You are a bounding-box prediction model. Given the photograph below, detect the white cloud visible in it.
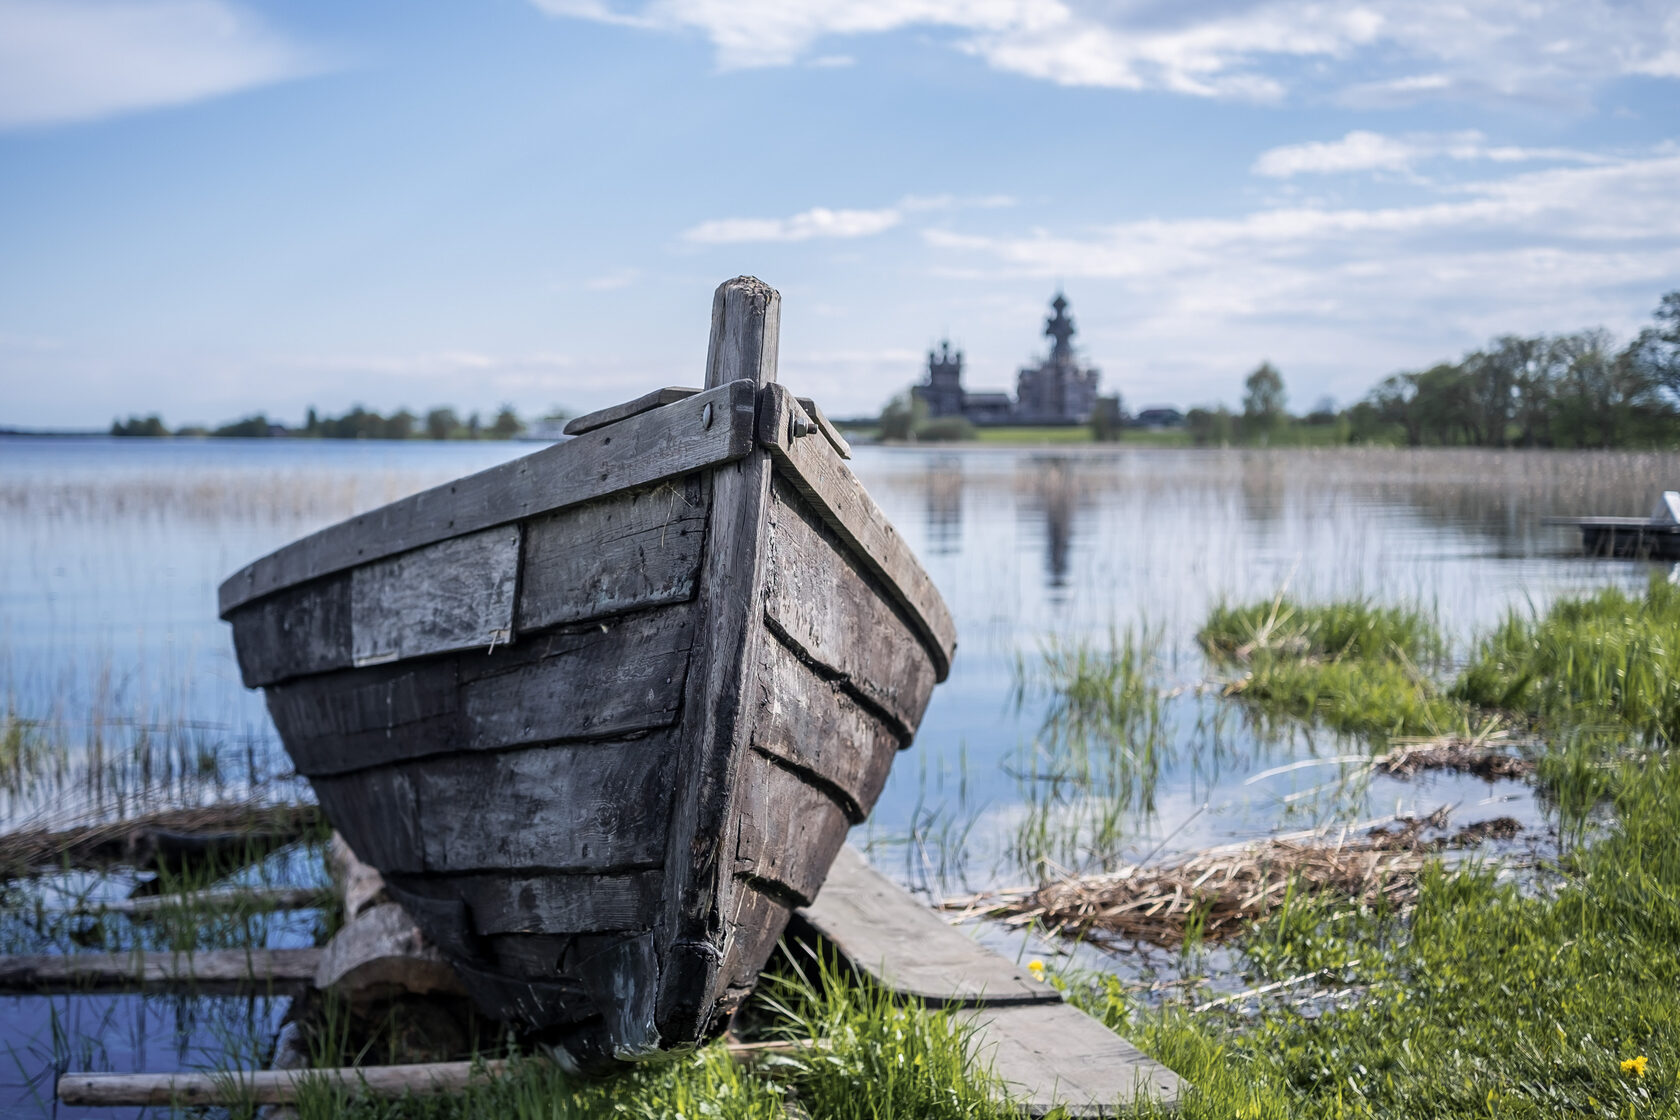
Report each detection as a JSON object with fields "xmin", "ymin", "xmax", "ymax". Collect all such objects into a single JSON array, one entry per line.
[
  {"xmin": 1252, "ymin": 130, "xmax": 1606, "ymax": 178},
  {"xmin": 0, "ymin": 0, "xmax": 321, "ymax": 130},
  {"xmin": 586, "ymin": 268, "xmax": 641, "ymax": 290},
  {"xmin": 680, "ymin": 193, "xmax": 1015, "ymax": 245},
  {"xmin": 530, "ymin": 0, "xmax": 1680, "ymax": 105},
  {"xmin": 683, "ymin": 205, "xmax": 903, "ymax": 244}
]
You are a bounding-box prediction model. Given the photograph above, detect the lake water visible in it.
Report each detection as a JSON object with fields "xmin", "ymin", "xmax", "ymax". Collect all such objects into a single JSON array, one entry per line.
[{"xmin": 1, "ymin": 435, "xmax": 1673, "ymax": 1114}]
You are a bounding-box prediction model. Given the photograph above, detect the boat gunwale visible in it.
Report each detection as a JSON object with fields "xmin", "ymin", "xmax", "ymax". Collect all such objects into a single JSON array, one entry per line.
[{"xmin": 216, "ymin": 378, "xmax": 759, "ymax": 618}]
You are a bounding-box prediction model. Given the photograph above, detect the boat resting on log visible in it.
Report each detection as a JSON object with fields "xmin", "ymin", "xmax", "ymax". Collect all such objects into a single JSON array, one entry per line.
[{"xmin": 219, "ymin": 277, "xmax": 955, "ymax": 1072}]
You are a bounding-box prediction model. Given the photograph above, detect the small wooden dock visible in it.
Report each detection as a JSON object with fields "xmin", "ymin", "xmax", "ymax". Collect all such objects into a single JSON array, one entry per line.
[
  {"xmin": 1548, "ymin": 490, "xmax": 1680, "ymax": 559},
  {"xmin": 797, "ymin": 846, "xmax": 1183, "ymax": 1115}
]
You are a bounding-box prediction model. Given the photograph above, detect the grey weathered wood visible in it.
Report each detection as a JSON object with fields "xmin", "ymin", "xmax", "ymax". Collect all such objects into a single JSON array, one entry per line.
[
  {"xmin": 313, "ymin": 734, "xmax": 677, "ymax": 876},
  {"xmin": 965, "ymin": 1002, "xmax": 1184, "ymax": 1116},
  {"xmin": 656, "ymin": 276, "xmax": 782, "ymax": 1049},
  {"xmin": 797, "ymin": 846, "xmax": 1057, "ymax": 1007},
  {"xmin": 388, "ymin": 869, "xmax": 661, "ymax": 937},
  {"xmin": 564, "ymin": 387, "xmax": 703, "ymax": 435},
  {"xmin": 351, "ymin": 526, "xmax": 521, "ymax": 667},
  {"xmin": 314, "ymin": 901, "xmax": 465, "ymax": 1000},
  {"xmin": 330, "ymin": 832, "xmax": 389, "ymax": 919},
  {"xmin": 0, "ymin": 948, "xmax": 321, "ymax": 995},
  {"xmin": 57, "ymin": 1062, "xmax": 512, "ymax": 1107},
  {"xmin": 751, "ymin": 629, "xmax": 901, "ymax": 824},
  {"xmin": 766, "ymin": 478, "xmax": 937, "ymax": 736},
  {"xmin": 517, "ymin": 475, "xmax": 709, "ymax": 632},
  {"xmin": 794, "ymin": 396, "xmax": 851, "ymax": 459},
  {"xmin": 56, "ymin": 887, "xmax": 329, "ymax": 918},
  {"xmin": 228, "ymin": 575, "xmax": 352, "ymax": 687},
  {"xmin": 758, "ymin": 384, "xmax": 955, "ymax": 680},
  {"xmin": 731, "ymin": 747, "xmax": 851, "ymax": 907},
  {"xmin": 268, "ymin": 604, "xmax": 694, "ymax": 776},
  {"xmin": 219, "ymin": 378, "xmax": 757, "ymax": 616}
]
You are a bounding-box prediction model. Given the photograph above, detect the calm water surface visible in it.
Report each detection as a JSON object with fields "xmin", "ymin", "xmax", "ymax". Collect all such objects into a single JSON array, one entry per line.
[{"xmin": 0, "ymin": 435, "xmax": 1671, "ymax": 1114}]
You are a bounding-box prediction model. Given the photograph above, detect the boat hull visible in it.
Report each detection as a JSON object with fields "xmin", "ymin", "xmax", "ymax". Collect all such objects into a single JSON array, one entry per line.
[{"xmin": 220, "ymin": 279, "xmax": 955, "ymax": 1071}]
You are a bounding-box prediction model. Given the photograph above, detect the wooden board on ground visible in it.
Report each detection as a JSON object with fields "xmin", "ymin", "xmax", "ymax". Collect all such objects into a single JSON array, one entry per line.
[
  {"xmin": 795, "ymin": 845, "xmax": 1056, "ymax": 1007},
  {"xmin": 797, "ymin": 846, "xmax": 1183, "ymax": 1116},
  {"xmin": 965, "ymin": 1001, "xmax": 1183, "ymax": 1116}
]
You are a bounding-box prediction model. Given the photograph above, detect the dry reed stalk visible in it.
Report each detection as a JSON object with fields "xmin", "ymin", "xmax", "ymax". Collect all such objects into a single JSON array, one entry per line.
[
  {"xmin": 943, "ymin": 812, "xmax": 1526, "ymax": 949},
  {"xmin": 1374, "ymin": 737, "xmax": 1537, "ymax": 781}
]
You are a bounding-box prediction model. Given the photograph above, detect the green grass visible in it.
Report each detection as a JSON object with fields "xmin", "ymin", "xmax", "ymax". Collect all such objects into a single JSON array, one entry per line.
[
  {"xmin": 973, "ymin": 425, "xmax": 1097, "ymax": 444},
  {"xmin": 1199, "ymin": 598, "xmax": 1466, "ymax": 743},
  {"xmin": 1455, "ymin": 576, "xmax": 1680, "ymax": 747},
  {"xmin": 1074, "ymin": 752, "xmax": 1680, "ymax": 1117}
]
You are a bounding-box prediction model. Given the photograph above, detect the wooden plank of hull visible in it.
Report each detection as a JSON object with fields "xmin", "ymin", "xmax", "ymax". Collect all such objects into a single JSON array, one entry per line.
[
  {"xmin": 218, "ymin": 378, "xmax": 759, "ymax": 616},
  {"xmin": 751, "ymin": 629, "xmax": 900, "ymax": 825},
  {"xmin": 351, "ymin": 525, "xmax": 521, "ymax": 667},
  {"xmin": 757, "ymin": 383, "xmax": 956, "ymax": 680},
  {"xmin": 517, "ymin": 474, "xmax": 709, "ymax": 632},
  {"xmin": 765, "ymin": 477, "xmax": 936, "ymax": 737},
  {"xmin": 730, "ymin": 746, "xmax": 853, "ymax": 909},
  {"xmin": 654, "ymin": 277, "xmax": 783, "ymax": 1053},
  {"xmin": 385, "ymin": 869, "xmax": 662, "ymax": 937},
  {"xmin": 229, "ymin": 574, "xmax": 352, "ymax": 689},
  {"xmin": 311, "ymin": 733, "xmax": 677, "ymax": 876},
  {"xmin": 266, "ymin": 604, "xmax": 693, "ymax": 776},
  {"xmin": 564, "ymin": 386, "xmax": 702, "ymax": 435}
]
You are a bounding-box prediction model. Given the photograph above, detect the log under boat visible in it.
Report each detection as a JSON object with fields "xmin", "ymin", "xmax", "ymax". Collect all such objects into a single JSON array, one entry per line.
[{"xmin": 219, "ymin": 278, "xmax": 955, "ymax": 1073}]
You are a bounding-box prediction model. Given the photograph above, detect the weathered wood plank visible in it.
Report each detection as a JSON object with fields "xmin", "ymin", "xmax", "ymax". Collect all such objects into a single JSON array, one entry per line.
[
  {"xmin": 228, "ymin": 575, "xmax": 352, "ymax": 687},
  {"xmin": 563, "ymin": 386, "xmax": 702, "ymax": 435},
  {"xmin": 796, "ymin": 846, "xmax": 1058, "ymax": 1007},
  {"xmin": 757, "ymin": 384, "xmax": 955, "ymax": 680},
  {"xmin": 219, "ymin": 379, "xmax": 757, "ymax": 616},
  {"xmin": 765, "ymin": 477, "xmax": 937, "ymax": 736},
  {"xmin": 313, "ymin": 901, "xmax": 466, "ymax": 1000},
  {"xmin": 351, "ymin": 526, "xmax": 521, "ymax": 667},
  {"xmin": 387, "ymin": 869, "xmax": 662, "ymax": 937},
  {"xmin": 55, "ymin": 887, "xmax": 330, "ymax": 918},
  {"xmin": 57, "ymin": 1062, "xmax": 512, "ymax": 1107},
  {"xmin": 794, "ymin": 395, "xmax": 851, "ymax": 459},
  {"xmin": 656, "ymin": 276, "xmax": 781, "ymax": 1048},
  {"xmin": 964, "ymin": 1002, "xmax": 1185, "ymax": 1116},
  {"xmin": 731, "ymin": 747, "xmax": 851, "ymax": 908},
  {"xmin": 269, "ymin": 605, "xmax": 694, "ymax": 776},
  {"xmin": 751, "ymin": 629, "xmax": 901, "ymax": 824},
  {"xmin": 0, "ymin": 948, "xmax": 321, "ymax": 995},
  {"xmin": 314, "ymin": 734, "xmax": 678, "ymax": 876},
  {"xmin": 518, "ymin": 475, "xmax": 709, "ymax": 632}
]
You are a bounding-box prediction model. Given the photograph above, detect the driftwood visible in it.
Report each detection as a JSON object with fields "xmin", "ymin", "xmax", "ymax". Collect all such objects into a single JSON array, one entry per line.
[
  {"xmin": 0, "ymin": 948, "xmax": 322, "ymax": 995},
  {"xmin": 58, "ymin": 1042, "xmax": 815, "ymax": 1107},
  {"xmin": 0, "ymin": 802, "xmax": 319, "ymax": 875},
  {"xmin": 59, "ymin": 886, "xmax": 330, "ymax": 917}
]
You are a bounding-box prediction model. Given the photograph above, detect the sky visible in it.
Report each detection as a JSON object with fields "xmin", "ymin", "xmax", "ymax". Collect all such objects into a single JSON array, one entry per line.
[{"xmin": 1, "ymin": 0, "xmax": 1679, "ymax": 429}]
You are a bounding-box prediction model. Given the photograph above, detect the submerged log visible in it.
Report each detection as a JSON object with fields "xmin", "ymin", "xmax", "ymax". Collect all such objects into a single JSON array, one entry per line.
[
  {"xmin": 0, "ymin": 948, "xmax": 322, "ymax": 995},
  {"xmin": 0, "ymin": 803, "xmax": 319, "ymax": 876}
]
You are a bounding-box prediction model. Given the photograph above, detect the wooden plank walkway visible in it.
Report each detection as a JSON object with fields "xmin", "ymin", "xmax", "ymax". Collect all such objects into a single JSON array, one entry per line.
[{"xmin": 798, "ymin": 846, "xmax": 1183, "ymax": 1115}]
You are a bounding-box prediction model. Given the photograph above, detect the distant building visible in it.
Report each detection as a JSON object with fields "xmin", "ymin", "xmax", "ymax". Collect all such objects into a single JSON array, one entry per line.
[
  {"xmin": 911, "ymin": 293, "xmax": 1103, "ymax": 426},
  {"xmin": 1133, "ymin": 407, "xmax": 1185, "ymax": 430}
]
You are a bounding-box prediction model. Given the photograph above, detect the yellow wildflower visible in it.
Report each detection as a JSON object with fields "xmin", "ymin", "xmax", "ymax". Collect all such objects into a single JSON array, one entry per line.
[
  {"xmin": 1621, "ymin": 1056, "xmax": 1648, "ymax": 1078},
  {"xmin": 1027, "ymin": 959, "xmax": 1046, "ymax": 982}
]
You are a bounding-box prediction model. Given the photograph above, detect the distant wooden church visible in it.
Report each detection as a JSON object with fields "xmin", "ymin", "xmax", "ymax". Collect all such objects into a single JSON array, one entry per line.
[{"xmin": 914, "ymin": 293, "xmax": 1102, "ymax": 426}]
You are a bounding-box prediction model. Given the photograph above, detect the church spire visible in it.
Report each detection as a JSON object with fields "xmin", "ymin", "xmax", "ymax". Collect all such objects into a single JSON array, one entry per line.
[{"xmin": 1045, "ymin": 291, "xmax": 1075, "ymax": 360}]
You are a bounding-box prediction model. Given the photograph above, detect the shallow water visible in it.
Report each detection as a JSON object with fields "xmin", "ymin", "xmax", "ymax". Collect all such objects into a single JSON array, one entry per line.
[{"xmin": 1, "ymin": 435, "xmax": 1673, "ymax": 1112}]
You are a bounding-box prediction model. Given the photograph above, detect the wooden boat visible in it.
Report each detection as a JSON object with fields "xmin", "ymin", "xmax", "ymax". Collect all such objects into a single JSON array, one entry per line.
[{"xmin": 218, "ymin": 278, "xmax": 955, "ymax": 1072}]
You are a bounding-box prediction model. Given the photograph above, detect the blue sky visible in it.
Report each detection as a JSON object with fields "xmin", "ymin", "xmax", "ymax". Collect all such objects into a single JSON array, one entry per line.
[{"xmin": 2, "ymin": 0, "xmax": 1678, "ymax": 428}]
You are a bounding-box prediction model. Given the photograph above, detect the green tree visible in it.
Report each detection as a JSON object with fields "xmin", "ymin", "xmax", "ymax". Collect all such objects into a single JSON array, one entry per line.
[
  {"xmin": 424, "ymin": 407, "xmax": 460, "ymax": 441},
  {"xmin": 111, "ymin": 414, "xmax": 168, "ymax": 437},
  {"xmin": 878, "ymin": 393, "xmax": 928, "ymax": 441},
  {"xmin": 212, "ymin": 414, "xmax": 273, "ymax": 438},
  {"xmin": 1185, "ymin": 406, "xmax": 1234, "ymax": 446},
  {"xmin": 490, "ymin": 405, "xmax": 524, "ymax": 439},
  {"xmin": 1089, "ymin": 395, "xmax": 1124, "ymax": 442},
  {"xmin": 1241, "ymin": 361, "xmax": 1287, "ymax": 434}
]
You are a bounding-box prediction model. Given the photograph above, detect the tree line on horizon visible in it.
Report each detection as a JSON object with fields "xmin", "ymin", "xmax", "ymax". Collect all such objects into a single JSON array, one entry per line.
[
  {"xmin": 111, "ymin": 403, "xmax": 567, "ymax": 441},
  {"xmin": 1186, "ymin": 289, "xmax": 1680, "ymax": 449}
]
